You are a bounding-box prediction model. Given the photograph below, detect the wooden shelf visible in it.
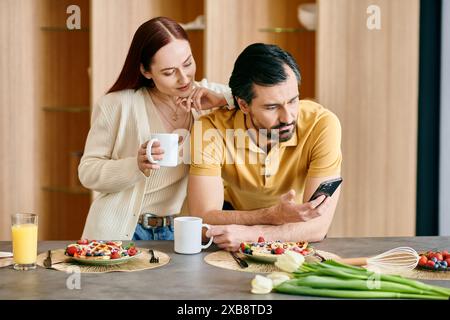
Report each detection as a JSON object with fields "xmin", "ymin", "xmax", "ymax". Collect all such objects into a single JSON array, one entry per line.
[
  {"xmin": 42, "ymin": 106, "xmax": 90, "ymax": 113},
  {"xmin": 42, "ymin": 186, "xmax": 90, "ymax": 195},
  {"xmin": 40, "ymin": 26, "xmax": 89, "ymax": 32},
  {"xmin": 258, "ymin": 27, "xmax": 313, "ymax": 33}
]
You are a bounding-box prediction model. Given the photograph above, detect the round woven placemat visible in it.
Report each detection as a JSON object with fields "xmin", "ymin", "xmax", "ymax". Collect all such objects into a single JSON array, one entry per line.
[
  {"xmin": 36, "ymin": 248, "xmax": 170, "ymax": 273},
  {"xmin": 396, "ymin": 268, "xmax": 450, "ymax": 280},
  {"xmin": 204, "ymin": 250, "xmax": 340, "ymax": 273}
]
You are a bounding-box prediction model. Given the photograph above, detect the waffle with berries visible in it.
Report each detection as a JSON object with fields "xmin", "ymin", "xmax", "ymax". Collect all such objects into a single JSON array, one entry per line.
[
  {"xmin": 240, "ymin": 237, "xmax": 313, "ymax": 257},
  {"xmin": 65, "ymin": 240, "xmax": 139, "ymax": 260}
]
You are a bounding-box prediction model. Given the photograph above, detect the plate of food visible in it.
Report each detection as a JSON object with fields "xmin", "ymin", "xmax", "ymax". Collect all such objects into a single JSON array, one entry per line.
[
  {"xmin": 65, "ymin": 240, "xmax": 141, "ymax": 266},
  {"xmin": 416, "ymin": 250, "xmax": 450, "ymax": 272},
  {"xmin": 239, "ymin": 237, "xmax": 315, "ymax": 263}
]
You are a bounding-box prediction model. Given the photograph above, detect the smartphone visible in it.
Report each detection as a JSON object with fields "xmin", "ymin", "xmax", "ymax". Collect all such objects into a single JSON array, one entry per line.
[{"xmin": 309, "ymin": 177, "xmax": 343, "ymax": 201}]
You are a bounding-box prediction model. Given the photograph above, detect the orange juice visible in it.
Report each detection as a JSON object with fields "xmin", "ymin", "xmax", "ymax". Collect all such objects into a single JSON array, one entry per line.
[{"xmin": 12, "ymin": 224, "xmax": 38, "ymax": 264}]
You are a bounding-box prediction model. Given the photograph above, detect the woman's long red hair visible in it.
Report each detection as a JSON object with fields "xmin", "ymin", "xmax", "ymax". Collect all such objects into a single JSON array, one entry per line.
[{"xmin": 108, "ymin": 17, "xmax": 189, "ymax": 93}]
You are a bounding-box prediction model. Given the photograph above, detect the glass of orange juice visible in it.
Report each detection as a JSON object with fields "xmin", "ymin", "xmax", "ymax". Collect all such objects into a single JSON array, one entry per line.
[{"xmin": 11, "ymin": 213, "xmax": 38, "ymax": 270}]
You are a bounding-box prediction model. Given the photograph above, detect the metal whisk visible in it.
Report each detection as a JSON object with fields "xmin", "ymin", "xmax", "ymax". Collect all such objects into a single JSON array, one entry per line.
[{"xmin": 338, "ymin": 247, "xmax": 419, "ymax": 273}]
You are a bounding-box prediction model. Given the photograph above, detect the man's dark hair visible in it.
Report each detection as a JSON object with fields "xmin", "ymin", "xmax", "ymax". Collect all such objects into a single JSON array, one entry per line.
[{"xmin": 229, "ymin": 43, "xmax": 301, "ymax": 107}]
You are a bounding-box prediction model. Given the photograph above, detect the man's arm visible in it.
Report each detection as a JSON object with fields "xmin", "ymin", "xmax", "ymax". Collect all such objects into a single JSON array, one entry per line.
[
  {"xmin": 187, "ymin": 174, "xmax": 327, "ymax": 226},
  {"xmin": 187, "ymin": 174, "xmax": 276, "ymax": 225},
  {"xmin": 206, "ymin": 175, "xmax": 340, "ymax": 251}
]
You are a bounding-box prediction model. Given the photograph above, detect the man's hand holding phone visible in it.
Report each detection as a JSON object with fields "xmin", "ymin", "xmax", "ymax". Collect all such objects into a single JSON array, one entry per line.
[
  {"xmin": 266, "ymin": 177, "xmax": 343, "ymax": 225},
  {"xmin": 266, "ymin": 190, "xmax": 329, "ymax": 225},
  {"xmin": 309, "ymin": 177, "xmax": 343, "ymax": 202}
]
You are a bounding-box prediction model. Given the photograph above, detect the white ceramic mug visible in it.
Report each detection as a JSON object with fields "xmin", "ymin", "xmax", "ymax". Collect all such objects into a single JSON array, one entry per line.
[
  {"xmin": 174, "ymin": 217, "xmax": 214, "ymax": 254},
  {"xmin": 146, "ymin": 133, "xmax": 179, "ymax": 167}
]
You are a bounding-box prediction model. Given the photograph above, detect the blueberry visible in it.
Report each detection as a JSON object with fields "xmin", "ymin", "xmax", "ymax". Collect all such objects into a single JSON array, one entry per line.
[
  {"xmin": 434, "ymin": 263, "xmax": 440, "ymax": 269},
  {"xmin": 86, "ymin": 252, "xmax": 92, "ymax": 256},
  {"xmin": 442, "ymin": 261, "xmax": 448, "ymax": 267},
  {"xmin": 432, "ymin": 257, "xmax": 438, "ymax": 263}
]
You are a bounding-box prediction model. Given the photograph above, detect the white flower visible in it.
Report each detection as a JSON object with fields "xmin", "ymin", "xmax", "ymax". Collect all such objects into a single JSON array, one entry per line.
[
  {"xmin": 274, "ymin": 250, "xmax": 305, "ymax": 273},
  {"xmin": 251, "ymin": 275, "xmax": 273, "ymax": 294},
  {"xmin": 266, "ymin": 272, "xmax": 291, "ymax": 287}
]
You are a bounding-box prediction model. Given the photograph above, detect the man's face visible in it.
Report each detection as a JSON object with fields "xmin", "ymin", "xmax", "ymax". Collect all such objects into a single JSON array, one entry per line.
[{"xmin": 241, "ymin": 66, "xmax": 299, "ymax": 143}]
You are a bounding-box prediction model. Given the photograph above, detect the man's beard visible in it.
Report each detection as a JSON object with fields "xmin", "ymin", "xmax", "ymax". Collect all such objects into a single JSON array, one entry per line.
[
  {"xmin": 268, "ymin": 121, "xmax": 296, "ymax": 142},
  {"xmin": 247, "ymin": 113, "xmax": 296, "ymax": 144}
]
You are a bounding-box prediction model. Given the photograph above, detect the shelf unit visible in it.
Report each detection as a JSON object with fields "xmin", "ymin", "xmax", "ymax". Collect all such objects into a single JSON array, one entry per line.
[
  {"xmin": 258, "ymin": 27, "xmax": 313, "ymax": 33},
  {"xmin": 37, "ymin": 0, "xmax": 91, "ymax": 239},
  {"xmin": 90, "ymin": 0, "xmax": 205, "ymax": 105},
  {"xmin": 204, "ymin": 0, "xmax": 316, "ymax": 100}
]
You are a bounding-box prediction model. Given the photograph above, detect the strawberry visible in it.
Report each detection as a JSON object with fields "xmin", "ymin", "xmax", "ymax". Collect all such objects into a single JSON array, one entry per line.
[
  {"xmin": 110, "ymin": 251, "xmax": 121, "ymax": 259},
  {"xmin": 66, "ymin": 246, "xmax": 78, "ymax": 256},
  {"xmin": 274, "ymin": 247, "xmax": 284, "ymax": 255},
  {"xmin": 418, "ymin": 255, "xmax": 428, "ymax": 266},
  {"xmin": 257, "ymin": 236, "xmax": 265, "ymax": 243},
  {"xmin": 77, "ymin": 239, "xmax": 89, "ymax": 245},
  {"xmin": 240, "ymin": 243, "xmax": 246, "ymax": 252},
  {"xmin": 127, "ymin": 248, "xmax": 137, "ymax": 256}
]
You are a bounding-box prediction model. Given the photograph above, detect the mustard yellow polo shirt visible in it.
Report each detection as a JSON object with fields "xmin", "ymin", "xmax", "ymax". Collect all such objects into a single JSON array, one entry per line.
[{"xmin": 189, "ymin": 100, "xmax": 342, "ymax": 210}]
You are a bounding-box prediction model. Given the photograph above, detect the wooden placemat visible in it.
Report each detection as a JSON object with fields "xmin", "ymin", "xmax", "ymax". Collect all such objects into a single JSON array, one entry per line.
[
  {"xmin": 36, "ymin": 248, "xmax": 170, "ymax": 273},
  {"xmin": 204, "ymin": 250, "xmax": 341, "ymax": 273}
]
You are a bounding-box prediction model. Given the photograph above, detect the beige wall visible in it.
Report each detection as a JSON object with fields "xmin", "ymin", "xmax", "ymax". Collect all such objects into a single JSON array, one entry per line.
[
  {"xmin": 0, "ymin": 0, "xmax": 38, "ymax": 240},
  {"xmin": 317, "ymin": 0, "xmax": 419, "ymax": 236}
]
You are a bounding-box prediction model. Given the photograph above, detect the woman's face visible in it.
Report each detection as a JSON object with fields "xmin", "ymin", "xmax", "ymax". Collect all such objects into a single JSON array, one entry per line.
[{"xmin": 142, "ymin": 39, "xmax": 196, "ymax": 98}]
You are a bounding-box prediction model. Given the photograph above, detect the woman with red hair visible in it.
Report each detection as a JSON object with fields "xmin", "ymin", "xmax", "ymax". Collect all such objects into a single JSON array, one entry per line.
[{"xmin": 79, "ymin": 17, "xmax": 233, "ymax": 241}]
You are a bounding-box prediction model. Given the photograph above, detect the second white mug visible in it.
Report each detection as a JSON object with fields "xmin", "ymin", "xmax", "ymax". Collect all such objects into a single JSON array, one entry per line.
[{"xmin": 174, "ymin": 217, "xmax": 214, "ymax": 254}]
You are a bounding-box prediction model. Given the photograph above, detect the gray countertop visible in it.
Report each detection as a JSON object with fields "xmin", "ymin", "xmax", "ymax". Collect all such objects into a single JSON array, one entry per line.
[{"xmin": 1, "ymin": 237, "xmax": 450, "ymax": 300}]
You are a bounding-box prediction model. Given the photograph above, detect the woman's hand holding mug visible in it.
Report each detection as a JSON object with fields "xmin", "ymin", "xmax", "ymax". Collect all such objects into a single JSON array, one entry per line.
[{"xmin": 137, "ymin": 140, "xmax": 164, "ymax": 175}]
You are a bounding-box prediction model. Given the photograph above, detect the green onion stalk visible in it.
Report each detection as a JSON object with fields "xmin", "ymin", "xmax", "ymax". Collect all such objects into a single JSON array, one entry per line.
[{"xmin": 272, "ymin": 260, "xmax": 450, "ymax": 299}]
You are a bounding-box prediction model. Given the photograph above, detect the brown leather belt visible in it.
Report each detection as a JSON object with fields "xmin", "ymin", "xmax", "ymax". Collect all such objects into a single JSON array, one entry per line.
[{"xmin": 138, "ymin": 213, "xmax": 177, "ymax": 229}]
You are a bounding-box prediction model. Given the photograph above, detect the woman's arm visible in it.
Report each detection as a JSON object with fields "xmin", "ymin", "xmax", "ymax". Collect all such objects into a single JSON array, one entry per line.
[{"xmin": 78, "ymin": 103, "xmax": 145, "ymax": 194}]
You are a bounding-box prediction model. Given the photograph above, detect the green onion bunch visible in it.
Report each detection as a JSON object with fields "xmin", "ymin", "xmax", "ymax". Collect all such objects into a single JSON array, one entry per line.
[{"xmin": 274, "ymin": 260, "xmax": 450, "ymax": 300}]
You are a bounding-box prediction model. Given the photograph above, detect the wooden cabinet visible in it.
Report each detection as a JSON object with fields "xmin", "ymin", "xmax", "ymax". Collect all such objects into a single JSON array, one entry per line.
[
  {"xmin": 205, "ymin": 0, "xmax": 316, "ymax": 98},
  {"xmin": 37, "ymin": 0, "xmax": 91, "ymax": 239},
  {"xmin": 91, "ymin": 0, "xmax": 205, "ymax": 105}
]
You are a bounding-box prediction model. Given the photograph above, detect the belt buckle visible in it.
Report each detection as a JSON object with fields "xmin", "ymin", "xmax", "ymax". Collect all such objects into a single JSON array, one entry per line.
[{"xmin": 142, "ymin": 213, "xmax": 158, "ymax": 230}]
